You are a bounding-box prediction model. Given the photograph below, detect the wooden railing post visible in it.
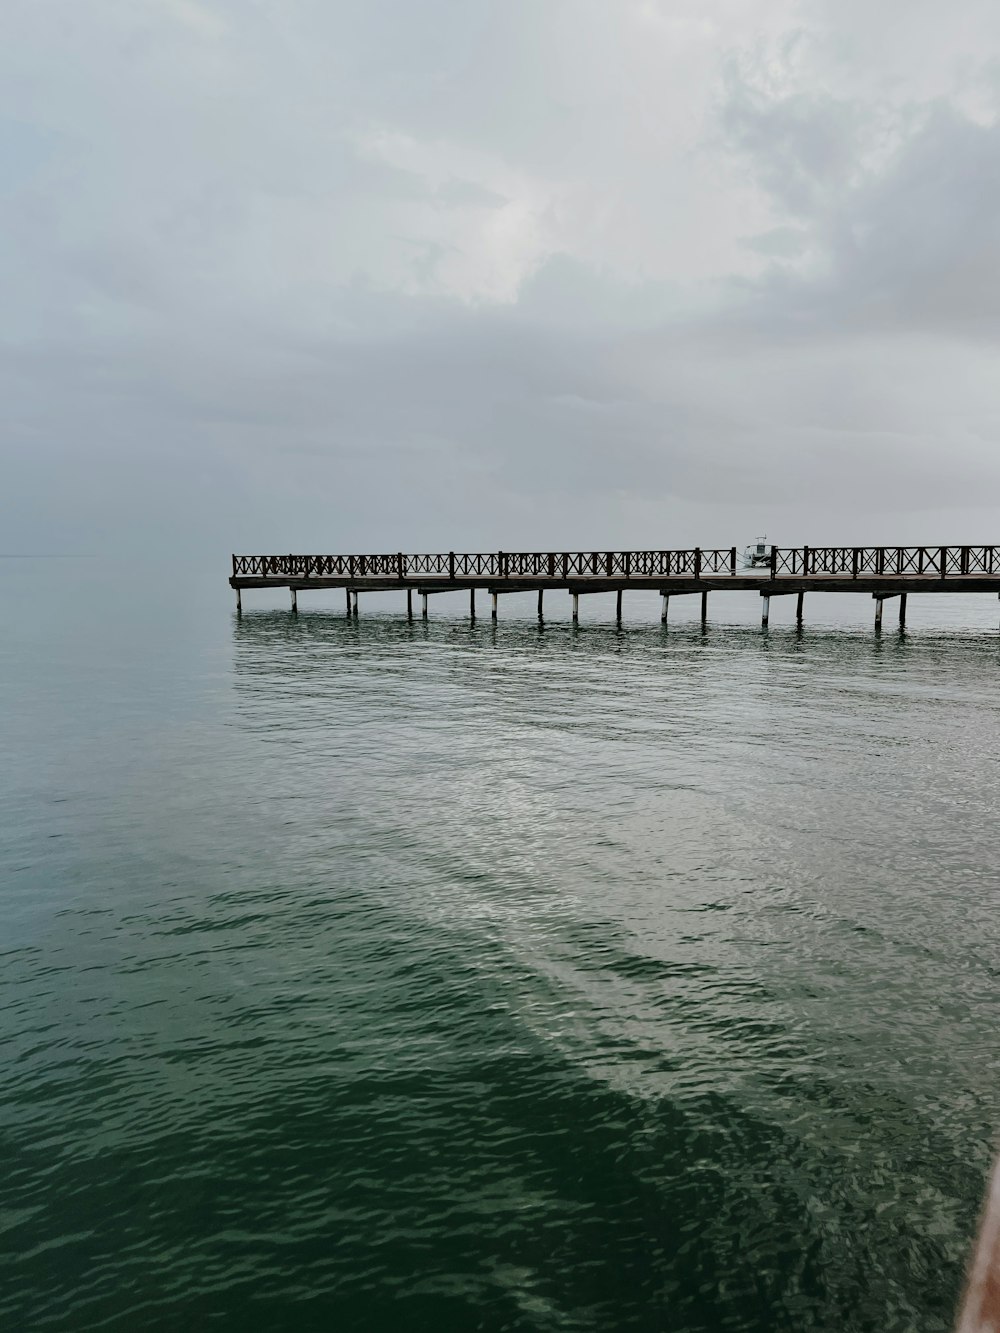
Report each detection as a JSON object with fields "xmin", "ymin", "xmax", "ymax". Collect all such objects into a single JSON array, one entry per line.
[
  {"xmin": 962, "ymin": 545, "xmax": 969, "ymax": 574},
  {"xmin": 694, "ymin": 547, "xmax": 702, "ymax": 579},
  {"xmin": 448, "ymin": 551, "xmax": 455, "ymax": 580},
  {"xmin": 625, "ymin": 551, "xmax": 631, "ymax": 578},
  {"xmin": 398, "ymin": 552, "xmax": 404, "ymax": 578},
  {"xmin": 769, "ymin": 545, "xmax": 777, "ymax": 578},
  {"xmin": 940, "ymin": 546, "xmax": 948, "ymax": 578},
  {"xmin": 802, "ymin": 545, "xmax": 810, "ymax": 576},
  {"xmin": 730, "ymin": 547, "xmax": 736, "ymax": 575},
  {"xmin": 852, "ymin": 548, "xmax": 858, "ymax": 579}
]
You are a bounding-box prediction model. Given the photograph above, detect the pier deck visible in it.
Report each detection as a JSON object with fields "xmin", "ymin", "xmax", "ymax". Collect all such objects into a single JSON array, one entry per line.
[{"xmin": 230, "ymin": 546, "xmax": 1000, "ymax": 626}]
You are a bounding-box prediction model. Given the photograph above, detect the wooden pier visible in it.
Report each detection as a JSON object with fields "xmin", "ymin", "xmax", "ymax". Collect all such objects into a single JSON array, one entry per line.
[{"xmin": 230, "ymin": 546, "xmax": 1000, "ymax": 628}]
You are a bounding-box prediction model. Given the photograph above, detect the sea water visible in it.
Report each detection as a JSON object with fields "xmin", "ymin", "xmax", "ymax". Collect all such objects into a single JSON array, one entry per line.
[{"xmin": 3, "ymin": 558, "xmax": 1000, "ymax": 1331}]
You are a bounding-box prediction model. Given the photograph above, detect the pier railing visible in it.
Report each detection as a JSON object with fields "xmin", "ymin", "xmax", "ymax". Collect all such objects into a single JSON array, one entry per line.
[
  {"xmin": 772, "ymin": 546, "xmax": 999, "ymax": 576},
  {"xmin": 233, "ymin": 546, "xmax": 999, "ymax": 581},
  {"xmin": 233, "ymin": 549, "xmax": 744, "ymax": 579}
]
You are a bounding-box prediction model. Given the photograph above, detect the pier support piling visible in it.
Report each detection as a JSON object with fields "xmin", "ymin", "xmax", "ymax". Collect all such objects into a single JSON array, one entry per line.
[
  {"xmin": 346, "ymin": 588, "xmax": 352, "ymax": 616},
  {"xmin": 290, "ymin": 587, "xmax": 298, "ymax": 614},
  {"xmin": 537, "ymin": 589, "xmax": 544, "ymax": 621},
  {"xmin": 701, "ymin": 591, "xmax": 708, "ymax": 625},
  {"xmin": 899, "ymin": 593, "xmax": 907, "ymax": 628},
  {"xmin": 351, "ymin": 590, "xmax": 358, "ymax": 618},
  {"xmin": 761, "ymin": 595, "xmax": 770, "ymax": 628},
  {"xmin": 491, "ymin": 592, "xmax": 498, "ymax": 622},
  {"xmin": 406, "ymin": 589, "xmax": 413, "ymax": 622},
  {"xmin": 616, "ymin": 590, "xmax": 623, "ymax": 624},
  {"xmin": 235, "ymin": 587, "xmax": 242, "ymax": 614},
  {"xmin": 875, "ymin": 597, "xmax": 884, "ymax": 631},
  {"xmin": 422, "ymin": 592, "xmax": 428, "ymax": 620},
  {"xmin": 661, "ymin": 594, "xmax": 669, "ymax": 624},
  {"xmin": 572, "ymin": 593, "xmax": 579, "ymax": 624},
  {"xmin": 796, "ymin": 591, "xmax": 804, "ymax": 625},
  {"xmin": 470, "ymin": 588, "xmax": 476, "ymax": 621}
]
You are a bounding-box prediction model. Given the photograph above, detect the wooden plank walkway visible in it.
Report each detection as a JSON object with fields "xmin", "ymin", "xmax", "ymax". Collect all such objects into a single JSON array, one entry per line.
[{"xmin": 230, "ymin": 546, "xmax": 1000, "ymax": 627}]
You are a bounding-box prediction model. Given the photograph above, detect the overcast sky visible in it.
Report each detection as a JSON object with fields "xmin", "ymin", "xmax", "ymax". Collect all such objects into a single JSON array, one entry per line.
[{"xmin": 3, "ymin": 0, "xmax": 1000, "ymax": 558}]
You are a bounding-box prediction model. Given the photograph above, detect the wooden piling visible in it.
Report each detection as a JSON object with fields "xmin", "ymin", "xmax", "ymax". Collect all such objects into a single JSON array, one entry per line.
[
  {"xmin": 899, "ymin": 592, "xmax": 907, "ymax": 628},
  {"xmin": 761, "ymin": 595, "xmax": 770, "ymax": 628},
  {"xmin": 491, "ymin": 592, "xmax": 498, "ymax": 621},
  {"xmin": 406, "ymin": 589, "xmax": 413, "ymax": 622},
  {"xmin": 616, "ymin": 589, "xmax": 623, "ymax": 623},
  {"xmin": 875, "ymin": 597, "xmax": 884, "ymax": 631},
  {"xmin": 796, "ymin": 591, "xmax": 804, "ymax": 624},
  {"xmin": 470, "ymin": 588, "xmax": 476, "ymax": 621},
  {"xmin": 346, "ymin": 588, "xmax": 352, "ymax": 616},
  {"xmin": 422, "ymin": 592, "xmax": 428, "ymax": 620},
  {"xmin": 351, "ymin": 590, "xmax": 358, "ymax": 618},
  {"xmin": 700, "ymin": 591, "xmax": 708, "ymax": 624},
  {"xmin": 537, "ymin": 589, "xmax": 544, "ymax": 621},
  {"xmin": 661, "ymin": 593, "xmax": 669, "ymax": 624},
  {"xmin": 572, "ymin": 593, "xmax": 579, "ymax": 624},
  {"xmin": 235, "ymin": 586, "xmax": 242, "ymax": 614},
  {"xmin": 290, "ymin": 587, "xmax": 298, "ymax": 613}
]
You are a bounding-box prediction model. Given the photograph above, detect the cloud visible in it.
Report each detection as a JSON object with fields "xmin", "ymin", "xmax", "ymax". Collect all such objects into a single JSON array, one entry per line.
[
  {"xmin": 161, "ymin": 0, "xmax": 228, "ymax": 40},
  {"xmin": 722, "ymin": 83, "xmax": 1000, "ymax": 338},
  {"xmin": 2, "ymin": 0, "xmax": 1000, "ymax": 559}
]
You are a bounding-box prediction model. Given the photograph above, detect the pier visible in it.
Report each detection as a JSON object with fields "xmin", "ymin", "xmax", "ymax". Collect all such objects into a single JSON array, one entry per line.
[{"xmin": 230, "ymin": 546, "xmax": 1000, "ymax": 628}]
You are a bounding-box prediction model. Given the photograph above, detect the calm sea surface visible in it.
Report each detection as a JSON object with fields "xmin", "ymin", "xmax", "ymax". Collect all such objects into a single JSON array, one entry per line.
[{"xmin": 4, "ymin": 558, "xmax": 1000, "ymax": 1332}]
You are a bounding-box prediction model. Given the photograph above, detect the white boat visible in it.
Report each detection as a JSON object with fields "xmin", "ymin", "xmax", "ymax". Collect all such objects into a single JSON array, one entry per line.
[{"xmin": 743, "ymin": 537, "xmax": 772, "ymax": 569}]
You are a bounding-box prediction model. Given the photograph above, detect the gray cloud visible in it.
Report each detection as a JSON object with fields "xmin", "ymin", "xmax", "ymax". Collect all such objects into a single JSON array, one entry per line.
[
  {"xmin": 725, "ymin": 93, "xmax": 1000, "ymax": 337},
  {"xmin": 2, "ymin": 0, "xmax": 1000, "ymax": 561}
]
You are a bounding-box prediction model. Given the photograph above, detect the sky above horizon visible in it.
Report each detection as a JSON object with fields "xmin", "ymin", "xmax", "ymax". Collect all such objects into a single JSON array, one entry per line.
[{"xmin": 3, "ymin": 0, "xmax": 1000, "ymax": 559}]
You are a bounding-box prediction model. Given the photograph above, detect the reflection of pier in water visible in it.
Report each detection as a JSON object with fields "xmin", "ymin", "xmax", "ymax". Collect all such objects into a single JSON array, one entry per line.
[{"xmin": 230, "ymin": 546, "xmax": 1000, "ymax": 630}]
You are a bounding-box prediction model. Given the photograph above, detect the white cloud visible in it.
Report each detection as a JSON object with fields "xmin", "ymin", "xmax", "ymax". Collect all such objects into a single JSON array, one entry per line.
[
  {"xmin": 350, "ymin": 128, "xmax": 557, "ymax": 302},
  {"xmin": 159, "ymin": 0, "xmax": 228, "ymax": 40}
]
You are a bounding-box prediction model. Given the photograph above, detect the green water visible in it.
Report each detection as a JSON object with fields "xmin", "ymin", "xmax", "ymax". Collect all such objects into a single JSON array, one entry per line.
[{"xmin": 3, "ymin": 561, "xmax": 1000, "ymax": 1331}]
